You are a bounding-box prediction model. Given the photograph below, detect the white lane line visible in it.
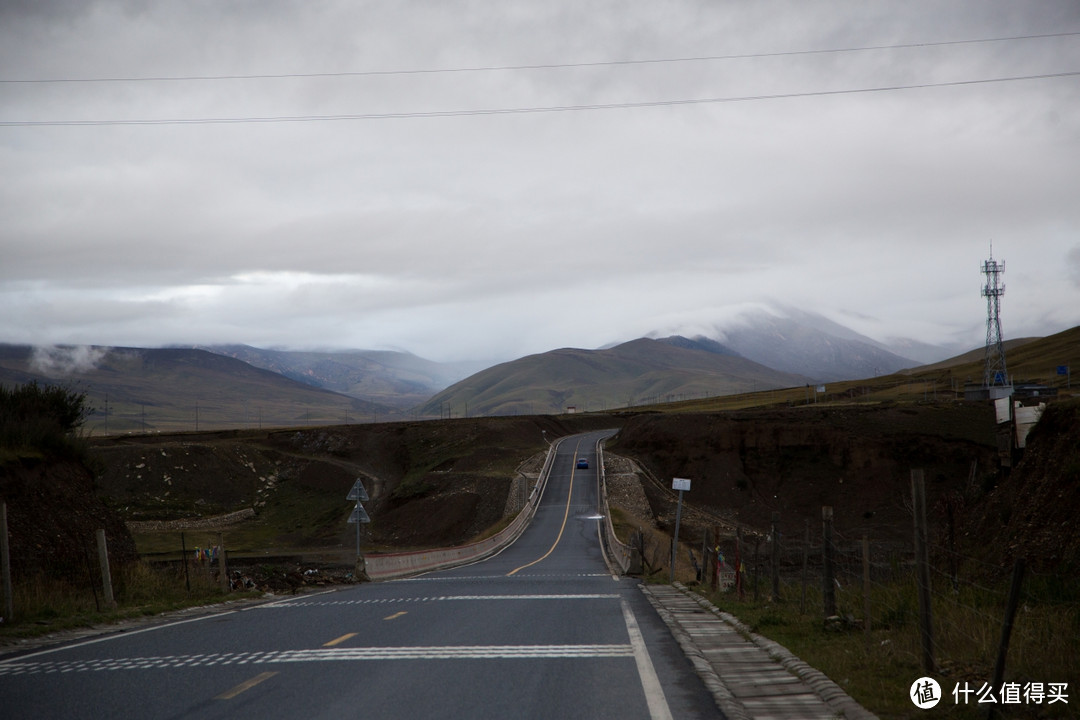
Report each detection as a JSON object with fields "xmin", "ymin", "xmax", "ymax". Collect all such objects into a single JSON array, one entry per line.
[
  {"xmin": 0, "ymin": 644, "xmax": 636, "ymax": 675},
  {"xmin": 621, "ymin": 599, "xmax": 674, "ymax": 720},
  {"xmin": 256, "ymin": 593, "xmax": 621, "ymax": 608}
]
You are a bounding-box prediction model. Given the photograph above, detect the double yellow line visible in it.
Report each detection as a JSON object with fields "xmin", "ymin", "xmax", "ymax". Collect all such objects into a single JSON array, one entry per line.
[{"xmin": 506, "ymin": 441, "xmax": 580, "ymax": 576}]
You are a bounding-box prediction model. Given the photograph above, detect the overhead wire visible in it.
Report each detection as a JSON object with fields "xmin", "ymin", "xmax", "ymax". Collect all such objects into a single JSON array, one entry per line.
[
  {"xmin": 2, "ymin": 30, "xmax": 1079, "ymax": 84},
  {"xmin": 2, "ymin": 70, "xmax": 1078, "ymax": 127}
]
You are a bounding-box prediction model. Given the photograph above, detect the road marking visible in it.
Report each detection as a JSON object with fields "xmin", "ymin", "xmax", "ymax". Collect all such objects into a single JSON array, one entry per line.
[
  {"xmin": 506, "ymin": 440, "xmax": 581, "ymax": 576},
  {"xmin": 323, "ymin": 633, "xmax": 357, "ymax": 647},
  {"xmin": 215, "ymin": 671, "xmax": 278, "ymax": 700},
  {"xmin": 621, "ymin": 600, "xmax": 673, "ymax": 720},
  {"xmin": 384, "ymin": 611, "xmax": 408, "ymax": 621},
  {"xmin": 0, "ymin": 645, "xmax": 636, "ymax": 675},
  {"xmin": 263, "ymin": 594, "xmax": 620, "ymax": 608}
]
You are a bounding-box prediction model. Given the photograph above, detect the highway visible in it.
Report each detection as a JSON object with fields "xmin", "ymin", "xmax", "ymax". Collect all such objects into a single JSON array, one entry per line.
[{"xmin": 0, "ymin": 430, "xmax": 721, "ymax": 719}]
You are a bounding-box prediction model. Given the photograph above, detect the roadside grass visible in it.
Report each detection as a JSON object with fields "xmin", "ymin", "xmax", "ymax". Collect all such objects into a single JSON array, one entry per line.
[
  {"xmin": 691, "ymin": 575, "xmax": 1079, "ymax": 719},
  {"xmin": 0, "ymin": 561, "xmax": 259, "ymax": 641}
]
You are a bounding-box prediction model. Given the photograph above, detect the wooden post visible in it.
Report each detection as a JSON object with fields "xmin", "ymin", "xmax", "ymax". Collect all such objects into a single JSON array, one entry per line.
[
  {"xmin": 96, "ymin": 529, "xmax": 116, "ymax": 609},
  {"xmin": 800, "ymin": 518, "xmax": 809, "ymax": 615},
  {"xmin": 711, "ymin": 525, "xmax": 721, "ymax": 591},
  {"xmin": 1, "ymin": 503, "xmax": 12, "ymax": 622},
  {"xmin": 770, "ymin": 512, "xmax": 780, "ymax": 602},
  {"xmin": 735, "ymin": 526, "xmax": 744, "ymax": 599},
  {"xmin": 219, "ymin": 532, "xmax": 229, "ymax": 592},
  {"xmin": 985, "ymin": 558, "xmax": 1026, "ymax": 720},
  {"xmin": 181, "ymin": 532, "xmax": 191, "ymax": 592},
  {"xmin": 822, "ymin": 506, "xmax": 836, "ymax": 617},
  {"xmin": 862, "ymin": 535, "xmax": 871, "ymax": 645},
  {"xmin": 753, "ymin": 537, "xmax": 761, "ymax": 602},
  {"xmin": 912, "ymin": 470, "xmax": 935, "ymax": 674}
]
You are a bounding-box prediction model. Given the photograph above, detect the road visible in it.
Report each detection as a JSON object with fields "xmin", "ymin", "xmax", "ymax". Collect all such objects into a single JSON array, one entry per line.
[{"xmin": 0, "ymin": 430, "xmax": 721, "ymax": 719}]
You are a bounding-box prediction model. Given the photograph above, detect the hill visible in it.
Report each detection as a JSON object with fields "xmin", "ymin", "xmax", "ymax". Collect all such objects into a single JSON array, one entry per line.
[
  {"xmin": 699, "ymin": 307, "xmax": 921, "ymax": 381},
  {"xmin": 194, "ymin": 345, "xmax": 482, "ymax": 411},
  {"xmin": 0, "ymin": 345, "xmax": 387, "ymax": 434},
  {"xmin": 420, "ymin": 337, "xmax": 811, "ymax": 417}
]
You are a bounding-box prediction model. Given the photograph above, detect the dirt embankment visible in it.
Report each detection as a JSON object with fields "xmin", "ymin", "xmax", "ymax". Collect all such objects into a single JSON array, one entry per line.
[
  {"xmin": 607, "ymin": 403, "xmax": 1001, "ymax": 548},
  {"xmin": 90, "ymin": 414, "xmax": 616, "ymax": 552},
  {"xmin": 957, "ymin": 399, "xmax": 1080, "ymax": 572},
  {"xmin": 0, "ymin": 458, "xmax": 138, "ymax": 574}
]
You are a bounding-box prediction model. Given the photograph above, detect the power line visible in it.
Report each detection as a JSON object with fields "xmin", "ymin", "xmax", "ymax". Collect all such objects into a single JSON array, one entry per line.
[
  {"xmin": 2, "ymin": 31, "xmax": 1079, "ymax": 84},
  {"xmin": 2, "ymin": 70, "xmax": 1077, "ymax": 127}
]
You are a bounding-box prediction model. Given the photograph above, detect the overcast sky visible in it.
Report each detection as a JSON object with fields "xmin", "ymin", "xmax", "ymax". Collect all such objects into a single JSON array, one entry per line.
[{"xmin": 2, "ymin": 1, "xmax": 1079, "ymax": 364}]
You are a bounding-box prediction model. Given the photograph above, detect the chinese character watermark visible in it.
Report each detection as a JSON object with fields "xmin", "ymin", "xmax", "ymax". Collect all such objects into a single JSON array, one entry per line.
[{"xmin": 911, "ymin": 677, "xmax": 942, "ymax": 709}]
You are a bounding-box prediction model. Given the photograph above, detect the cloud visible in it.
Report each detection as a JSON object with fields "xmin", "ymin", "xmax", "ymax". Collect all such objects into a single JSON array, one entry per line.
[
  {"xmin": 30, "ymin": 345, "xmax": 109, "ymax": 376},
  {"xmin": 1, "ymin": 1, "xmax": 1079, "ymax": 362}
]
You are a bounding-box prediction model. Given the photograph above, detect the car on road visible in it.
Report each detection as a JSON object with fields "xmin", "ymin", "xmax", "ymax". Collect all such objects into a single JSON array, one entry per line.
[{"xmin": 576, "ymin": 458, "xmax": 589, "ymax": 469}]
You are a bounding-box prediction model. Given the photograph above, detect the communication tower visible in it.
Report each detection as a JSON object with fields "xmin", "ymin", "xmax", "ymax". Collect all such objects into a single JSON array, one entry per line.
[{"xmin": 981, "ymin": 246, "xmax": 1008, "ymax": 388}]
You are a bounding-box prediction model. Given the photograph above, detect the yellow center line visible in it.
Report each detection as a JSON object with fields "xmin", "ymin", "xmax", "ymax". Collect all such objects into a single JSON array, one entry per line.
[
  {"xmin": 506, "ymin": 440, "xmax": 581, "ymax": 576},
  {"xmin": 215, "ymin": 671, "xmax": 278, "ymax": 700},
  {"xmin": 384, "ymin": 611, "xmax": 408, "ymax": 621},
  {"xmin": 323, "ymin": 632, "xmax": 357, "ymax": 647}
]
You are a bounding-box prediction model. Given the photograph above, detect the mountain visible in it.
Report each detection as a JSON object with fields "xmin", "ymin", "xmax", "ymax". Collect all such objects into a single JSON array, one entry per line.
[
  {"xmin": 0, "ymin": 345, "xmax": 388, "ymax": 434},
  {"xmin": 419, "ymin": 336, "xmax": 811, "ymax": 417},
  {"xmin": 692, "ymin": 307, "xmax": 921, "ymax": 382},
  {"xmin": 193, "ymin": 345, "xmax": 482, "ymax": 411}
]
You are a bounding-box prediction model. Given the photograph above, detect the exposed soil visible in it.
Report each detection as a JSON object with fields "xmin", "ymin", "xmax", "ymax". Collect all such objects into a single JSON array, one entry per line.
[
  {"xmin": 3, "ymin": 399, "xmax": 1076, "ymax": 585},
  {"xmin": 608, "ymin": 403, "xmax": 1001, "ymax": 547}
]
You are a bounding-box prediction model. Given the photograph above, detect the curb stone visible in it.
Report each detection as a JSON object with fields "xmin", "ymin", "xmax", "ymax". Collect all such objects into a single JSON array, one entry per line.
[
  {"xmin": 669, "ymin": 582, "xmax": 879, "ymax": 720},
  {"xmin": 640, "ymin": 585, "xmax": 753, "ymax": 720}
]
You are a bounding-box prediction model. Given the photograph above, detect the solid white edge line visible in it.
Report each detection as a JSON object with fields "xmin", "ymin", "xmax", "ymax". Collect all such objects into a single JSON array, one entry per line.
[
  {"xmin": 621, "ymin": 599, "xmax": 674, "ymax": 720},
  {"xmin": 0, "ymin": 610, "xmax": 238, "ymax": 663}
]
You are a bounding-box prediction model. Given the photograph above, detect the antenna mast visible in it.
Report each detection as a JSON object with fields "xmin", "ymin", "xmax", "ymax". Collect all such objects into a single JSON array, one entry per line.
[{"xmin": 981, "ymin": 245, "xmax": 1008, "ymax": 388}]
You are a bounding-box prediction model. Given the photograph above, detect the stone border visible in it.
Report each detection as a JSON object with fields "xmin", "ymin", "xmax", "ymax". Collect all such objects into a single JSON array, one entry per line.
[
  {"xmin": 671, "ymin": 582, "xmax": 879, "ymax": 720},
  {"xmin": 639, "ymin": 584, "xmax": 753, "ymax": 720}
]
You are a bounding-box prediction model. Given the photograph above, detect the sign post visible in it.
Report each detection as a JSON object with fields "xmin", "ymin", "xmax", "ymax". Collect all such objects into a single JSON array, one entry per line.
[
  {"xmin": 347, "ymin": 479, "xmax": 371, "ymax": 559},
  {"xmin": 670, "ymin": 478, "xmax": 691, "ymax": 582}
]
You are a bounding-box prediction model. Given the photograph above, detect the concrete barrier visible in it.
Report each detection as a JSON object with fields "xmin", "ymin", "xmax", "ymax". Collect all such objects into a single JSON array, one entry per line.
[
  {"xmin": 363, "ymin": 438, "xmax": 561, "ymax": 581},
  {"xmin": 595, "ymin": 437, "xmax": 641, "ymax": 575}
]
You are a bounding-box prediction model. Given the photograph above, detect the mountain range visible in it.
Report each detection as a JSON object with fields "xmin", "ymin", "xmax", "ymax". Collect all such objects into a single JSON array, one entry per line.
[{"xmin": 5, "ymin": 309, "xmax": 1043, "ymax": 429}]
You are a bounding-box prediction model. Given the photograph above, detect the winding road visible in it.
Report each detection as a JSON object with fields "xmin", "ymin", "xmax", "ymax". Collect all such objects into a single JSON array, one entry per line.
[{"xmin": 0, "ymin": 430, "xmax": 721, "ymax": 719}]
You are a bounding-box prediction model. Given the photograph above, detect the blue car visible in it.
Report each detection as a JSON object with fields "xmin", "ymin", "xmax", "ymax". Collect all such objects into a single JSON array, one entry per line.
[{"xmin": 576, "ymin": 458, "xmax": 589, "ymax": 469}]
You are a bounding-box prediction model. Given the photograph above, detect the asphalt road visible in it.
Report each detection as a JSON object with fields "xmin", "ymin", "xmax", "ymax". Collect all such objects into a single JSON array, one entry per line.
[{"xmin": 0, "ymin": 430, "xmax": 721, "ymax": 719}]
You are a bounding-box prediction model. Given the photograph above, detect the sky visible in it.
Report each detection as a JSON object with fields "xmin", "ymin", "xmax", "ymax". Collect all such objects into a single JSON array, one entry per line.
[{"xmin": 2, "ymin": 1, "xmax": 1079, "ymax": 364}]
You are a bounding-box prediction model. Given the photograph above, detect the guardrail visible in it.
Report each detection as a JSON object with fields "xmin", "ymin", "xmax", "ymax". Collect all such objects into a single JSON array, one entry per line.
[
  {"xmin": 596, "ymin": 436, "xmax": 642, "ymax": 575},
  {"xmin": 361, "ymin": 437, "xmax": 561, "ymax": 581}
]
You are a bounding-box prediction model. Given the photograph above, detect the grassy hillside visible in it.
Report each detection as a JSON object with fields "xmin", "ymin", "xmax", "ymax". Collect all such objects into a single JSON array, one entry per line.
[
  {"xmin": 196, "ymin": 344, "xmax": 480, "ymax": 411},
  {"xmin": 0, "ymin": 345, "xmax": 390, "ymax": 434},
  {"xmin": 421, "ymin": 338, "xmax": 810, "ymax": 417},
  {"xmin": 631, "ymin": 325, "xmax": 1080, "ymax": 413}
]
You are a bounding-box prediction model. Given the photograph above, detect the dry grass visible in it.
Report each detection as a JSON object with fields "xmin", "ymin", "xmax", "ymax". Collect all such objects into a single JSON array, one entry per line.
[
  {"xmin": 690, "ymin": 571, "xmax": 1079, "ymax": 719},
  {"xmin": 0, "ymin": 561, "xmax": 257, "ymax": 641}
]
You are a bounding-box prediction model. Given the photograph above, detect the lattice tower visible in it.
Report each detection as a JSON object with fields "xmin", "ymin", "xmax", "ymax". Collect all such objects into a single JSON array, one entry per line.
[{"xmin": 981, "ymin": 248, "xmax": 1007, "ymax": 387}]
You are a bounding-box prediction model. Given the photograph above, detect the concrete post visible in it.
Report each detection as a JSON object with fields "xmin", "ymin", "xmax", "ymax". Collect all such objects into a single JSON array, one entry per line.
[
  {"xmin": 1, "ymin": 503, "xmax": 13, "ymax": 621},
  {"xmin": 96, "ymin": 529, "xmax": 116, "ymax": 609}
]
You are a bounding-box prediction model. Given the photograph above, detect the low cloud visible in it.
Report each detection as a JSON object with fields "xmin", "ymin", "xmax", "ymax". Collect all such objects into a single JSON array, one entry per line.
[{"xmin": 30, "ymin": 345, "xmax": 109, "ymax": 376}]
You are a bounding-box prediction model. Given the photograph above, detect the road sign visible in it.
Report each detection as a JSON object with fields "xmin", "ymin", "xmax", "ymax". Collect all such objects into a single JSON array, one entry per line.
[
  {"xmin": 348, "ymin": 505, "xmax": 371, "ymax": 524},
  {"xmin": 347, "ymin": 479, "xmax": 369, "ymax": 502},
  {"xmin": 1058, "ymin": 365, "xmax": 1069, "ymax": 375},
  {"xmin": 672, "ymin": 478, "xmax": 691, "ymax": 492}
]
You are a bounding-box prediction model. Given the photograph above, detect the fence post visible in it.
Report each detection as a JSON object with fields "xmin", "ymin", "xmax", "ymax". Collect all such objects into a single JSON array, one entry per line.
[
  {"xmin": 800, "ymin": 518, "xmax": 809, "ymax": 615},
  {"xmin": 770, "ymin": 512, "xmax": 780, "ymax": 602},
  {"xmin": 912, "ymin": 470, "xmax": 935, "ymax": 674},
  {"xmin": 1, "ymin": 503, "xmax": 12, "ymax": 622},
  {"xmin": 822, "ymin": 506, "xmax": 836, "ymax": 617},
  {"xmin": 753, "ymin": 537, "xmax": 761, "ymax": 602},
  {"xmin": 985, "ymin": 558, "xmax": 1026, "ymax": 720},
  {"xmin": 735, "ymin": 526, "xmax": 744, "ymax": 599},
  {"xmin": 96, "ymin": 529, "xmax": 116, "ymax": 609},
  {"xmin": 862, "ymin": 535, "xmax": 871, "ymax": 646},
  {"xmin": 219, "ymin": 532, "xmax": 229, "ymax": 592}
]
